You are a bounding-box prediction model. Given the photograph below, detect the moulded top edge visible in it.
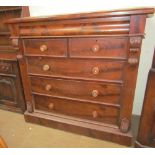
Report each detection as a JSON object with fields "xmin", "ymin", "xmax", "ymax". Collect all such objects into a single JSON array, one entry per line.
[{"xmin": 5, "ymin": 7, "xmax": 155, "ymax": 24}]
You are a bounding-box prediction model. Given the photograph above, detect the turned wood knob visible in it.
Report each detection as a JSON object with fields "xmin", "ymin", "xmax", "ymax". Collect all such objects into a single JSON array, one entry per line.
[
  {"xmin": 17, "ymin": 55, "xmax": 23, "ymax": 59},
  {"xmin": 91, "ymin": 90, "xmax": 99, "ymax": 97},
  {"xmin": 92, "ymin": 44, "xmax": 100, "ymax": 53},
  {"xmin": 42, "ymin": 64, "xmax": 50, "ymax": 71},
  {"xmin": 40, "ymin": 44, "xmax": 48, "ymax": 52},
  {"xmin": 92, "ymin": 67, "xmax": 99, "ymax": 75},
  {"xmin": 128, "ymin": 58, "xmax": 138, "ymax": 66},
  {"xmin": 48, "ymin": 103, "xmax": 54, "ymax": 110},
  {"xmin": 92, "ymin": 111, "xmax": 98, "ymax": 118},
  {"xmin": 45, "ymin": 84, "xmax": 52, "ymax": 91}
]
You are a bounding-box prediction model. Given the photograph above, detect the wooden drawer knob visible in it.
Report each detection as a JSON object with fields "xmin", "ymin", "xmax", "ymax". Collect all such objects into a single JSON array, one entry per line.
[
  {"xmin": 92, "ymin": 111, "xmax": 98, "ymax": 118},
  {"xmin": 92, "ymin": 44, "xmax": 100, "ymax": 53},
  {"xmin": 92, "ymin": 67, "xmax": 99, "ymax": 75},
  {"xmin": 128, "ymin": 58, "xmax": 138, "ymax": 66},
  {"xmin": 92, "ymin": 90, "xmax": 99, "ymax": 97},
  {"xmin": 17, "ymin": 54, "xmax": 23, "ymax": 59},
  {"xmin": 42, "ymin": 64, "xmax": 50, "ymax": 71},
  {"xmin": 40, "ymin": 45, "xmax": 48, "ymax": 52},
  {"xmin": 45, "ymin": 84, "xmax": 52, "ymax": 91},
  {"xmin": 48, "ymin": 103, "xmax": 54, "ymax": 110}
]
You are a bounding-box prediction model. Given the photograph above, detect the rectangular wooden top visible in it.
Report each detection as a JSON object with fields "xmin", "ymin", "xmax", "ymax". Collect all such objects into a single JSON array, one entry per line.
[{"xmin": 6, "ymin": 7, "xmax": 154, "ymax": 24}]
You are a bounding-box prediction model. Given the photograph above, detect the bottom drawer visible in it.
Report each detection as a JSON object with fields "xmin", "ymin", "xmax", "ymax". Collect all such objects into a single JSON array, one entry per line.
[{"xmin": 33, "ymin": 94, "xmax": 119, "ymax": 125}]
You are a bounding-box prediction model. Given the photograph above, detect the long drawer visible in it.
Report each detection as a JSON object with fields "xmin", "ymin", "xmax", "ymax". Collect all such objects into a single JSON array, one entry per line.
[
  {"xmin": 33, "ymin": 94, "xmax": 119, "ymax": 125},
  {"xmin": 69, "ymin": 38, "xmax": 128, "ymax": 58},
  {"xmin": 30, "ymin": 76, "xmax": 122, "ymax": 104},
  {"xmin": 27, "ymin": 57, "xmax": 125, "ymax": 82},
  {"xmin": 23, "ymin": 38, "xmax": 67, "ymax": 57}
]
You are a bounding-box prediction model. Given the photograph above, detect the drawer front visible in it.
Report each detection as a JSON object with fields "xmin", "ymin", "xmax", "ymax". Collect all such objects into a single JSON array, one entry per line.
[
  {"xmin": 34, "ymin": 94, "xmax": 119, "ymax": 125},
  {"xmin": 0, "ymin": 61, "xmax": 14, "ymax": 75},
  {"xmin": 69, "ymin": 38, "xmax": 128, "ymax": 58},
  {"xmin": 23, "ymin": 39, "xmax": 67, "ymax": 57},
  {"xmin": 30, "ymin": 77, "xmax": 122, "ymax": 104},
  {"xmin": 27, "ymin": 57, "xmax": 124, "ymax": 81}
]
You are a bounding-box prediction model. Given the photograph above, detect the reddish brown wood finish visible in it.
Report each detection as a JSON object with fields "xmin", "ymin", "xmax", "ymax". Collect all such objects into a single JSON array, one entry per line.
[
  {"xmin": 33, "ymin": 94, "xmax": 119, "ymax": 125},
  {"xmin": 24, "ymin": 110, "xmax": 132, "ymax": 146},
  {"xmin": 7, "ymin": 8, "xmax": 154, "ymax": 146},
  {"xmin": 69, "ymin": 38, "xmax": 128, "ymax": 58},
  {"xmin": 27, "ymin": 57, "xmax": 125, "ymax": 82},
  {"xmin": 30, "ymin": 76, "xmax": 122, "ymax": 104},
  {"xmin": 135, "ymin": 49, "xmax": 155, "ymax": 148},
  {"xmin": 6, "ymin": 8, "xmax": 154, "ymax": 24},
  {"xmin": 0, "ymin": 6, "xmax": 29, "ymax": 112},
  {"xmin": 21, "ymin": 6, "xmax": 30, "ymax": 17},
  {"xmin": 119, "ymin": 15, "xmax": 146, "ymax": 132},
  {"xmin": 23, "ymin": 39, "xmax": 67, "ymax": 57}
]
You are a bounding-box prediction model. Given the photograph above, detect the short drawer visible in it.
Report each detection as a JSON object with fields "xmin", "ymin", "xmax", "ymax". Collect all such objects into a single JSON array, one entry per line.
[
  {"xmin": 34, "ymin": 94, "xmax": 119, "ymax": 125},
  {"xmin": 27, "ymin": 57, "xmax": 124, "ymax": 82},
  {"xmin": 23, "ymin": 39, "xmax": 67, "ymax": 57},
  {"xmin": 0, "ymin": 61, "xmax": 15, "ymax": 75},
  {"xmin": 69, "ymin": 38, "xmax": 128, "ymax": 58},
  {"xmin": 30, "ymin": 77, "xmax": 122, "ymax": 104}
]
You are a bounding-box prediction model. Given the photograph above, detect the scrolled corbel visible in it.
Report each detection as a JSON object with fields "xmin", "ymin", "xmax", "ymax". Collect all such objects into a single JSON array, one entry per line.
[{"xmin": 129, "ymin": 36, "xmax": 142, "ymax": 53}]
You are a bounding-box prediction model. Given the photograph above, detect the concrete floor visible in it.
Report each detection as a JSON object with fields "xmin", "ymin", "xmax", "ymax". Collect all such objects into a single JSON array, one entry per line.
[{"xmin": 0, "ymin": 109, "xmax": 138, "ymax": 148}]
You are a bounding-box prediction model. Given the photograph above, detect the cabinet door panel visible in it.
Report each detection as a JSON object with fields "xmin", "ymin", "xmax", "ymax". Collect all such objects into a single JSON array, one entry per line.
[{"xmin": 0, "ymin": 76, "xmax": 17, "ymax": 106}]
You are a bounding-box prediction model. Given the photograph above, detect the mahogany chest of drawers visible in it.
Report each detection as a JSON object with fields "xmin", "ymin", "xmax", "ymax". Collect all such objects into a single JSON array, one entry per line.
[{"xmin": 6, "ymin": 8, "xmax": 154, "ymax": 145}]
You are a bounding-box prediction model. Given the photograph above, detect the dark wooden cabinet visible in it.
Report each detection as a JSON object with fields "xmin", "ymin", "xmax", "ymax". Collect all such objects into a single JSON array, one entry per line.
[
  {"xmin": 0, "ymin": 7, "xmax": 29, "ymax": 112},
  {"xmin": 135, "ymin": 50, "xmax": 155, "ymax": 148},
  {"xmin": 6, "ymin": 8, "xmax": 154, "ymax": 146},
  {"xmin": 0, "ymin": 60, "xmax": 25, "ymax": 112}
]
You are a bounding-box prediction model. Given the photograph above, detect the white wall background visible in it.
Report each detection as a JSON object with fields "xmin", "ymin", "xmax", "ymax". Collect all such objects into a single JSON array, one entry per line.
[{"xmin": 26, "ymin": 1, "xmax": 155, "ymax": 115}]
